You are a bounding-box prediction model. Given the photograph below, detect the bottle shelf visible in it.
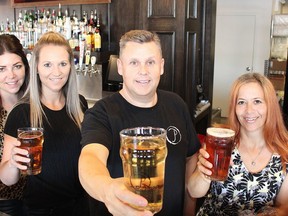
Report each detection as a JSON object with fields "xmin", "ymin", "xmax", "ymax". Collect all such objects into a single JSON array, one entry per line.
[{"xmin": 11, "ymin": 0, "xmax": 111, "ymax": 8}]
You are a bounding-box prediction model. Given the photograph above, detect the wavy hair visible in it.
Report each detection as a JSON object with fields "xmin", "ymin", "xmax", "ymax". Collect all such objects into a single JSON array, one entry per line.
[
  {"xmin": 23, "ymin": 31, "xmax": 83, "ymax": 128},
  {"xmin": 228, "ymin": 73, "xmax": 288, "ymax": 164}
]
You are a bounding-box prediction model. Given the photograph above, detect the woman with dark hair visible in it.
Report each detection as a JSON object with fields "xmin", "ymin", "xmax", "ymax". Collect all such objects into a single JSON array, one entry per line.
[
  {"xmin": 189, "ymin": 73, "xmax": 288, "ymax": 215},
  {"xmin": 0, "ymin": 34, "xmax": 30, "ymax": 215}
]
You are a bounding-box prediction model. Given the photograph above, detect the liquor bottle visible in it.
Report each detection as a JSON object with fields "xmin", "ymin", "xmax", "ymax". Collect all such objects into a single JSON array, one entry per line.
[
  {"xmin": 28, "ymin": 10, "xmax": 35, "ymax": 29},
  {"xmin": 34, "ymin": 8, "xmax": 39, "ymax": 24},
  {"xmin": 64, "ymin": 11, "xmax": 72, "ymax": 40},
  {"xmin": 82, "ymin": 11, "xmax": 88, "ymax": 26},
  {"xmin": 34, "ymin": 9, "xmax": 39, "ymax": 31},
  {"xmin": 46, "ymin": 9, "xmax": 51, "ymax": 23},
  {"xmin": 94, "ymin": 17, "xmax": 101, "ymax": 52},
  {"xmin": 17, "ymin": 10, "xmax": 24, "ymax": 32},
  {"xmin": 73, "ymin": 32, "xmax": 79, "ymax": 51},
  {"xmin": 27, "ymin": 27, "xmax": 34, "ymax": 50},
  {"xmin": 47, "ymin": 9, "xmax": 55, "ymax": 32},
  {"xmin": 23, "ymin": 10, "xmax": 29, "ymax": 31},
  {"xmin": 23, "ymin": 10, "xmax": 29, "ymax": 23},
  {"xmin": 38, "ymin": 8, "xmax": 47, "ymax": 35},
  {"xmin": 39, "ymin": 8, "xmax": 45, "ymax": 23},
  {"xmin": 71, "ymin": 10, "xmax": 78, "ymax": 24},
  {"xmin": 0, "ymin": 22, "xmax": 4, "ymax": 32},
  {"xmin": 93, "ymin": 9, "xmax": 98, "ymax": 27},
  {"xmin": 89, "ymin": 10, "xmax": 94, "ymax": 27},
  {"xmin": 58, "ymin": 3, "xmax": 63, "ymax": 19},
  {"xmin": 69, "ymin": 33, "xmax": 76, "ymax": 50},
  {"xmin": 5, "ymin": 18, "xmax": 11, "ymax": 32},
  {"xmin": 11, "ymin": 21, "xmax": 16, "ymax": 32},
  {"xmin": 63, "ymin": 8, "xmax": 68, "ymax": 25},
  {"xmin": 86, "ymin": 25, "xmax": 94, "ymax": 51},
  {"xmin": 51, "ymin": 9, "xmax": 56, "ymax": 26},
  {"xmin": 0, "ymin": 21, "xmax": 5, "ymax": 33},
  {"xmin": 56, "ymin": 3, "xmax": 63, "ymax": 32}
]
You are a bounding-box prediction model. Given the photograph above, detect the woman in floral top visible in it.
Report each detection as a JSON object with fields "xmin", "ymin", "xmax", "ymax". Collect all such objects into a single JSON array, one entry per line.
[
  {"xmin": 188, "ymin": 73, "xmax": 288, "ymax": 215},
  {"xmin": 0, "ymin": 34, "xmax": 29, "ymax": 215}
]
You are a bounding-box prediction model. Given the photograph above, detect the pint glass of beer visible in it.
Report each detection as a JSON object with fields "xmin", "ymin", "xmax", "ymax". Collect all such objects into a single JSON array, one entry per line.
[
  {"xmin": 120, "ymin": 127, "xmax": 167, "ymax": 214},
  {"xmin": 205, "ymin": 127, "xmax": 235, "ymax": 181},
  {"xmin": 17, "ymin": 127, "xmax": 44, "ymax": 175}
]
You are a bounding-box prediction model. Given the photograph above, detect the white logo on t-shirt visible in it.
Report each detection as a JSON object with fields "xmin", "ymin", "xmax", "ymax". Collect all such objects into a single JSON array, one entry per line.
[{"xmin": 166, "ymin": 126, "xmax": 181, "ymax": 145}]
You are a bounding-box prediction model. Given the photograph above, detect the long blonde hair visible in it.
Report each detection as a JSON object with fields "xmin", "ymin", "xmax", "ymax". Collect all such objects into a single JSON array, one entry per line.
[
  {"xmin": 23, "ymin": 31, "xmax": 84, "ymax": 128},
  {"xmin": 228, "ymin": 73, "xmax": 288, "ymax": 163}
]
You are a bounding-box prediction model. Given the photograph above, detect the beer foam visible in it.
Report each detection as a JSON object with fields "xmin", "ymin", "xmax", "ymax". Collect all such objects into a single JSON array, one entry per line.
[{"xmin": 207, "ymin": 127, "xmax": 235, "ymax": 138}]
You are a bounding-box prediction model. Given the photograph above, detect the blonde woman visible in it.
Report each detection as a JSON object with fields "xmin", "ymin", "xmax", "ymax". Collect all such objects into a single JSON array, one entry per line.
[{"xmin": 0, "ymin": 32, "xmax": 89, "ymax": 215}]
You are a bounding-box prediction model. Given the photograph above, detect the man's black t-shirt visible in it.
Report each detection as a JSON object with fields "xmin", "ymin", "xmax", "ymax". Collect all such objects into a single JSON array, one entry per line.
[{"xmin": 81, "ymin": 90, "xmax": 200, "ymax": 216}]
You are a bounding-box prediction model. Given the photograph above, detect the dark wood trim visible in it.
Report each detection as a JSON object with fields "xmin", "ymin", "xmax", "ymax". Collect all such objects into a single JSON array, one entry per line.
[
  {"xmin": 283, "ymin": 59, "xmax": 288, "ymax": 116},
  {"xmin": 202, "ymin": 0, "xmax": 216, "ymax": 106}
]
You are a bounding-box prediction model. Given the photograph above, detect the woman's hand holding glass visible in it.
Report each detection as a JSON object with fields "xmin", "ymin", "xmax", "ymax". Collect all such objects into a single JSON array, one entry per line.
[
  {"xmin": 9, "ymin": 139, "xmax": 30, "ymax": 171},
  {"xmin": 197, "ymin": 148, "xmax": 213, "ymax": 182}
]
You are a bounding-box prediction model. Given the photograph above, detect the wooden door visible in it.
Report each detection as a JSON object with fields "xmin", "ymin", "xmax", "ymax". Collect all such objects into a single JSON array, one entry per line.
[{"xmin": 139, "ymin": 0, "xmax": 208, "ymax": 119}]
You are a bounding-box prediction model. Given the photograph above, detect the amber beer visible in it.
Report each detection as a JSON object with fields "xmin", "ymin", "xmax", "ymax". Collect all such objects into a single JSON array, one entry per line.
[
  {"xmin": 205, "ymin": 127, "xmax": 235, "ymax": 181},
  {"xmin": 18, "ymin": 127, "xmax": 44, "ymax": 175},
  {"xmin": 120, "ymin": 127, "xmax": 167, "ymax": 214}
]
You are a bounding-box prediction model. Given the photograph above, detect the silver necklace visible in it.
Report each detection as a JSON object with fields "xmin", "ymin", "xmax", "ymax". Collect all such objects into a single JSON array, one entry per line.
[{"xmin": 251, "ymin": 145, "xmax": 265, "ymax": 166}]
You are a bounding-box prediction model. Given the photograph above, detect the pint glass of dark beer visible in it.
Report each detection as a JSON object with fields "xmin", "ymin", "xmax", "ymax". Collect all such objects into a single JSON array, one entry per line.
[
  {"xmin": 205, "ymin": 127, "xmax": 235, "ymax": 181},
  {"xmin": 120, "ymin": 127, "xmax": 167, "ymax": 214},
  {"xmin": 17, "ymin": 127, "xmax": 44, "ymax": 175}
]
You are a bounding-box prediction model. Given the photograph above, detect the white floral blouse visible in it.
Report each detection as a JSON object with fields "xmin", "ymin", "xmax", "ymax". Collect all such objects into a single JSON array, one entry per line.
[{"xmin": 197, "ymin": 147, "xmax": 288, "ymax": 216}]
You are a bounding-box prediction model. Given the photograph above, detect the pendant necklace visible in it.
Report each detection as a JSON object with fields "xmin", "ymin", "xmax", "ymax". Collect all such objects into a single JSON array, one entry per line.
[{"xmin": 251, "ymin": 145, "xmax": 265, "ymax": 166}]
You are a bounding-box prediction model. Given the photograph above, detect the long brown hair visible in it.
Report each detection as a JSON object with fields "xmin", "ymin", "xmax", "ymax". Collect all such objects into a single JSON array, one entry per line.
[{"xmin": 228, "ymin": 73, "xmax": 288, "ymax": 163}]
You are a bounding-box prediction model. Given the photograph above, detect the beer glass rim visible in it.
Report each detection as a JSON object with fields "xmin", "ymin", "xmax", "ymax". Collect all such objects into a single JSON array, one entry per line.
[
  {"xmin": 17, "ymin": 127, "xmax": 44, "ymax": 137},
  {"xmin": 206, "ymin": 127, "xmax": 235, "ymax": 138},
  {"xmin": 17, "ymin": 127, "xmax": 44, "ymax": 132},
  {"xmin": 119, "ymin": 127, "xmax": 166, "ymax": 138}
]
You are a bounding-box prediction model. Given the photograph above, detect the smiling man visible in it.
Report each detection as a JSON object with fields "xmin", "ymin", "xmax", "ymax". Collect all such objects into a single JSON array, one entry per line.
[{"xmin": 79, "ymin": 30, "xmax": 200, "ymax": 216}]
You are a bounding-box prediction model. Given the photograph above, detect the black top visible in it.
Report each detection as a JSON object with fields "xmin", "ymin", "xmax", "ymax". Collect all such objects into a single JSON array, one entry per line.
[
  {"xmin": 4, "ymin": 95, "xmax": 89, "ymax": 215},
  {"xmin": 81, "ymin": 90, "xmax": 201, "ymax": 216}
]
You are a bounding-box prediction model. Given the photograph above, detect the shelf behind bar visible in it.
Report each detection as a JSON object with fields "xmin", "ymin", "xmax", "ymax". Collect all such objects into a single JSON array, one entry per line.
[{"xmin": 11, "ymin": 0, "xmax": 111, "ymax": 8}]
